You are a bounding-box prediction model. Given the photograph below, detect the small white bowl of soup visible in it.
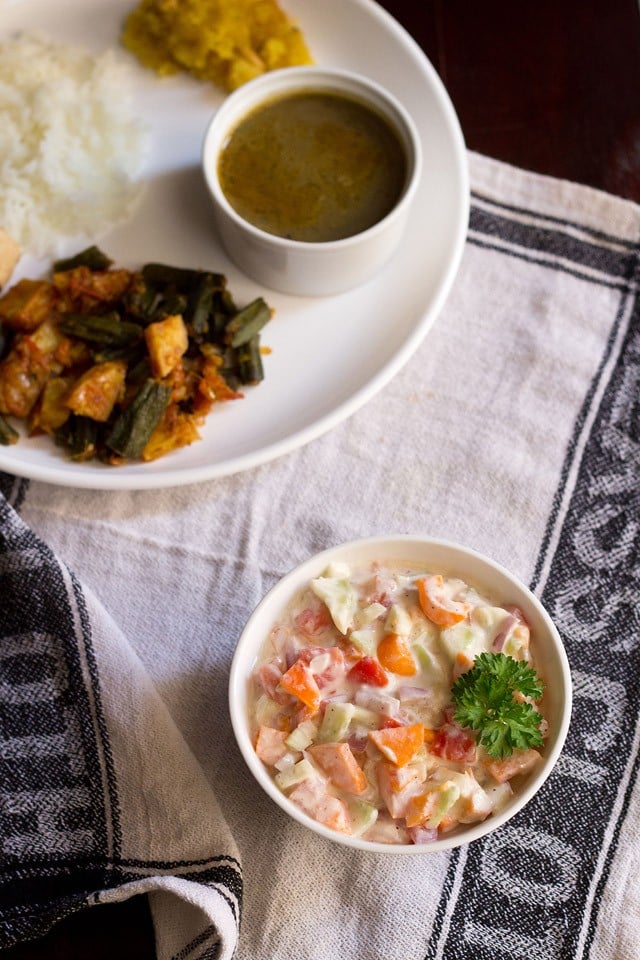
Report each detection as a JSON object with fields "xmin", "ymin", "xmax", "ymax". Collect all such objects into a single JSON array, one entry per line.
[{"xmin": 202, "ymin": 66, "xmax": 422, "ymax": 296}]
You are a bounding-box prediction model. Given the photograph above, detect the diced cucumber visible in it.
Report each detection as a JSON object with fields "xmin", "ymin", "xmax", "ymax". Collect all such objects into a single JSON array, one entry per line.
[
  {"xmin": 317, "ymin": 701, "xmax": 355, "ymax": 742},
  {"xmin": 353, "ymin": 602, "xmax": 387, "ymax": 629},
  {"xmin": 411, "ymin": 643, "xmax": 447, "ymax": 682},
  {"xmin": 503, "ymin": 628, "xmax": 529, "ymax": 660},
  {"xmin": 274, "ymin": 757, "xmax": 316, "ymax": 791},
  {"xmin": 350, "ymin": 704, "xmax": 379, "ymax": 729},
  {"xmin": 310, "ymin": 575, "xmax": 358, "ymax": 634},
  {"xmin": 324, "ymin": 561, "xmax": 351, "ymax": 578},
  {"xmin": 473, "ymin": 605, "xmax": 511, "ymax": 631},
  {"xmin": 254, "ymin": 694, "xmax": 281, "ymax": 728},
  {"xmin": 349, "ymin": 627, "xmax": 378, "ymax": 656},
  {"xmin": 439, "ymin": 622, "xmax": 486, "ymax": 661},
  {"xmin": 347, "ymin": 798, "xmax": 379, "ymax": 837},
  {"xmin": 425, "ymin": 781, "xmax": 460, "ymax": 829},
  {"xmin": 385, "ymin": 603, "xmax": 412, "ymax": 636},
  {"xmin": 285, "ymin": 718, "xmax": 318, "ymax": 751}
]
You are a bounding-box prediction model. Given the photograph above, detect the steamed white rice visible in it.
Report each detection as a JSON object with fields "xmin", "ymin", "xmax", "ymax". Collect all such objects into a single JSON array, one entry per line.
[{"xmin": 0, "ymin": 32, "xmax": 149, "ymax": 257}]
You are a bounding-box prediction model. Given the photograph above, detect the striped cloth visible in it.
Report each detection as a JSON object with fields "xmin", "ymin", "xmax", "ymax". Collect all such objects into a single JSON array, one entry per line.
[{"xmin": 1, "ymin": 151, "xmax": 639, "ymax": 960}]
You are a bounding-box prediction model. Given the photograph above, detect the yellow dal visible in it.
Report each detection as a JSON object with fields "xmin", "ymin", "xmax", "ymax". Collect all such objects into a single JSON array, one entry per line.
[{"xmin": 121, "ymin": 0, "xmax": 313, "ymax": 92}]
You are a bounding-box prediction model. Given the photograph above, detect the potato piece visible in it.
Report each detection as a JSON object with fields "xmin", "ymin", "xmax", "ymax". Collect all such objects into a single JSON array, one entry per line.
[
  {"xmin": 65, "ymin": 360, "xmax": 127, "ymax": 422},
  {"xmin": 0, "ymin": 337, "xmax": 51, "ymax": 417},
  {"xmin": 53, "ymin": 266, "xmax": 133, "ymax": 305},
  {"xmin": 0, "ymin": 229, "xmax": 21, "ymax": 288},
  {"xmin": 142, "ymin": 406, "xmax": 200, "ymax": 461},
  {"xmin": 29, "ymin": 318, "xmax": 65, "ymax": 358},
  {"xmin": 0, "ymin": 279, "xmax": 56, "ymax": 332},
  {"xmin": 28, "ymin": 376, "xmax": 74, "ymax": 434},
  {"xmin": 144, "ymin": 313, "xmax": 188, "ymax": 378}
]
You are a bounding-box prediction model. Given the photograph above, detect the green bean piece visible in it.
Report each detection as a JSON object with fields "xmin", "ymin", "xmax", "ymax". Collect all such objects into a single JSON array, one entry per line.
[
  {"xmin": 224, "ymin": 298, "xmax": 271, "ymax": 348},
  {"xmin": 218, "ymin": 288, "xmax": 237, "ymax": 316},
  {"xmin": 127, "ymin": 356, "xmax": 152, "ymax": 388},
  {"xmin": 106, "ymin": 379, "xmax": 171, "ymax": 459},
  {"xmin": 187, "ymin": 273, "xmax": 219, "ymax": 337},
  {"xmin": 142, "ymin": 263, "xmax": 226, "ymax": 293},
  {"xmin": 53, "ymin": 245, "xmax": 113, "ymax": 273},
  {"xmin": 94, "ymin": 342, "xmax": 146, "ymax": 365},
  {"xmin": 59, "ymin": 312, "xmax": 143, "ymax": 348},
  {"xmin": 235, "ymin": 335, "xmax": 264, "ymax": 384},
  {"xmin": 151, "ymin": 293, "xmax": 188, "ymax": 324},
  {"xmin": 0, "ymin": 413, "xmax": 18, "ymax": 445},
  {"xmin": 54, "ymin": 415, "xmax": 99, "ymax": 461},
  {"xmin": 125, "ymin": 279, "xmax": 158, "ymax": 322},
  {"xmin": 0, "ymin": 322, "xmax": 9, "ymax": 361}
]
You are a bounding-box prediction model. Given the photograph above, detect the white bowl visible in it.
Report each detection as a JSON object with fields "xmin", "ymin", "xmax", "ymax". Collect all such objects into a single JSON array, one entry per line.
[
  {"xmin": 229, "ymin": 535, "xmax": 572, "ymax": 853},
  {"xmin": 202, "ymin": 66, "xmax": 422, "ymax": 296}
]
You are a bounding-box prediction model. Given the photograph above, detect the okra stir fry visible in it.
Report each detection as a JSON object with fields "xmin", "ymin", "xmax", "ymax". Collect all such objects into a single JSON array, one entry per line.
[{"xmin": 0, "ymin": 246, "xmax": 273, "ymax": 463}]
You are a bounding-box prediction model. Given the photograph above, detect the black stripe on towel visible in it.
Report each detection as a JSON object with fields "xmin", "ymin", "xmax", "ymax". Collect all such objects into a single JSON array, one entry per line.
[{"xmin": 424, "ymin": 207, "xmax": 640, "ymax": 960}]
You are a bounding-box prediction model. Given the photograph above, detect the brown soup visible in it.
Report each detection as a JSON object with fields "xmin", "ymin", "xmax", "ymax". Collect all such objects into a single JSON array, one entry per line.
[{"xmin": 217, "ymin": 90, "xmax": 407, "ymax": 243}]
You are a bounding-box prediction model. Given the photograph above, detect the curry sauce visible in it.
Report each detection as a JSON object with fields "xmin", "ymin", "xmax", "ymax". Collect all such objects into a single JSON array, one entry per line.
[{"xmin": 217, "ymin": 90, "xmax": 407, "ymax": 243}]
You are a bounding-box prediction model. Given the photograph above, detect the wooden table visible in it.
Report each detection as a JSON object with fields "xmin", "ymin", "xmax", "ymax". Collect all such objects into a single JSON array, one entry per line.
[{"xmin": 6, "ymin": 2, "xmax": 639, "ymax": 958}]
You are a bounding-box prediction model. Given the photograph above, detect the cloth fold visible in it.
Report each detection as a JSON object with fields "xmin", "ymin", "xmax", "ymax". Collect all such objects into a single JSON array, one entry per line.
[
  {"xmin": 0, "ymin": 485, "xmax": 241, "ymax": 959},
  {"xmin": 1, "ymin": 151, "xmax": 639, "ymax": 960}
]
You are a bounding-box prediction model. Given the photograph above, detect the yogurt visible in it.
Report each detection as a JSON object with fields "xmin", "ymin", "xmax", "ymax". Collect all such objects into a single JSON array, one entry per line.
[{"xmin": 249, "ymin": 560, "xmax": 545, "ymax": 844}]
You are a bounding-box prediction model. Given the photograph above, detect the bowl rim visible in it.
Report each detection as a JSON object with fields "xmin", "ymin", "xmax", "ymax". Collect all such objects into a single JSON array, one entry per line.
[
  {"xmin": 201, "ymin": 64, "xmax": 423, "ymax": 252},
  {"xmin": 228, "ymin": 534, "xmax": 573, "ymax": 854}
]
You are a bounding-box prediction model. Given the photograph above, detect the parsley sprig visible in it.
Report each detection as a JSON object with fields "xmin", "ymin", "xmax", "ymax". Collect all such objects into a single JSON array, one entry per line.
[{"xmin": 451, "ymin": 652, "xmax": 545, "ymax": 760}]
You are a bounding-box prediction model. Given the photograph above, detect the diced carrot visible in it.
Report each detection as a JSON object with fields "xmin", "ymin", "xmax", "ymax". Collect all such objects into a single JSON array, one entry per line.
[
  {"xmin": 452, "ymin": 651, "xmax": 474, "ymax": 680},
  {"xmin": 484, "ymin": 748, "xmax": 541, "ymax": 783},
  {"xmin": 417, "ymin": 575, "xmax": 470, "ymax": 627},
  {"xmin": 278, "ymin": 659, "xmax": 321, "ymax": 711},
  {"xmin": 377, "ymin": 632, "xmax": 417, "ymax": 676},
  {"xmin": 254, "ymin": 725, "xmax": 289, "ymax": 766},
  {"xmin": 438, "ymin": 814, "xmax": 459, "ymax": 832},
  {"xmin": 307, "ymin": 742, "xmax": 367, "ymax": 795},
  {"xmin": 369, "ymin": 723, "xmax": 425, "ymax": 767},
  {"xmin": 405, "ymin": 790, "xmax": 440, "ymax": 828},
  {"xmin": 377, "ymin": 760, "xmax": 425, "ymax": 819}
]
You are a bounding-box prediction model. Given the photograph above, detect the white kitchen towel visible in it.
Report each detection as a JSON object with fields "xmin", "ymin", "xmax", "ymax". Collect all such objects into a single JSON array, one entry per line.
[
  {"xmin": 1, "ymin": 150, "xmax": 639, "ymax": 960},
  {"xmin": 0, "ymin": 488, "xmax": 242, "ymax": 959}
]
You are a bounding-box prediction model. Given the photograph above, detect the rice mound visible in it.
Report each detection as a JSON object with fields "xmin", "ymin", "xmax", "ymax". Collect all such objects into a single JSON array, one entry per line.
[
  {"xmin": 121, "ymin": 0, "xmax": 313, "ymax": 92},
  {"xmin": 0, "ymin": 33, "xmax": 149, "ymax": 257}
]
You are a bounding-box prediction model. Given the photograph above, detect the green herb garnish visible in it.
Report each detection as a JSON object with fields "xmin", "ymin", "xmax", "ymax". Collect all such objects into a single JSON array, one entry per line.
[{"xmin": 451, "ymin": 652, "xmax": 545, "ymax": 760}]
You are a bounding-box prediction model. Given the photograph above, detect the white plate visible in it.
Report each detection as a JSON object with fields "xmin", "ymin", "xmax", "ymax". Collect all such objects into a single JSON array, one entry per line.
[{"xmin": 0, "ymin": 0, "xmax": 468, "ymax": 490}]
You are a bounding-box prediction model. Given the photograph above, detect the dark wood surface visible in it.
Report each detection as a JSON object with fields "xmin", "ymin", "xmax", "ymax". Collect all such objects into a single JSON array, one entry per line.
[{"xmin": 5, "ymin": 2, "xmax": 639, "ymax": 958}]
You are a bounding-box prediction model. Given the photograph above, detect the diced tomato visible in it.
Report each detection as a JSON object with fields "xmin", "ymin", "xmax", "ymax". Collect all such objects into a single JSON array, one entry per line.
[
  {"xmin": 366, "ymin": 571, "xmax": 397, "ymax": 607},
  {"xmin": 430, "ymin": 723, "xmax": 477, "ymax": 763},
  {"xmin": 381, "ymin": 716, "xmax": 404, "ymax": 729},
  {"xmin": 256, "ymin": 659, "xmax": 288, "ymax": 703},
  {"xmin": 348, "ymin": 656, "xmax": 388, "ymax": 687},
  {"xmin": 288, "ymin": 777, "xmax": 350, "ymax": 833},
  {"xmin": 294, "ymin": 605, "xmax": 332, "ymax": 637},
  {"xmin": 299, "ymin": 646, "xmax": 346, "ymax": 691},
  {"xmin": 254, "ymin": 725, "xmax": 289, "ymax": 766}
]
